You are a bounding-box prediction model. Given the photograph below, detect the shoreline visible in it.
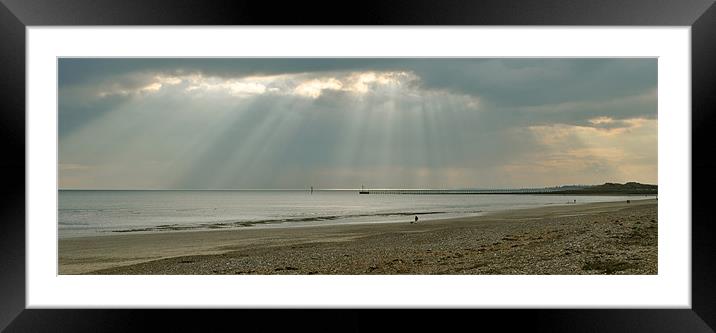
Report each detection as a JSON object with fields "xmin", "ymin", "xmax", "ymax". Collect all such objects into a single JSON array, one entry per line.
[
  {"xmin": 59, "ymin": 198, "xmax": 657, "ymax": 275},
  {"xmin": 59, "ymin": 196, "xmax": 653, "ymax": 240}
]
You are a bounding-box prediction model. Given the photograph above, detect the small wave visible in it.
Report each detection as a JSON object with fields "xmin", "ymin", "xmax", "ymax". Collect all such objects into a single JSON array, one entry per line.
[
  {"xmin": 108, "ymin": 210, "xmax": 482, "ymax": 234},
  {"xmin": 59, "ymin": 221, "xmax": 90, "ymax": 226}
]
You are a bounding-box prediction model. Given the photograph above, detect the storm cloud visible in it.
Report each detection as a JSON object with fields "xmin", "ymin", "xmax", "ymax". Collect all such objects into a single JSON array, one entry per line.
[{"xmin": 58, "ymin": 58, "xmax": 657, "ymax": 189}]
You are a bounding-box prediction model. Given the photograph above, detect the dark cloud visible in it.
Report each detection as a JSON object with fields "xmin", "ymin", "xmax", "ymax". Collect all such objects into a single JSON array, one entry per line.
[
  {"xmin": 58, "ymin": 58, "xmax": 401, "ymax": 86},
  {"xmin": 59, "ymin": 58, "xmax": 656, "ymax": 105},
  {"xmin": 412, "ymin": 58, "xmax": 656, "ymax": 107},
  {"xmin": 58, "ymin": 58, "xmax": 657, "ymax": 139}
]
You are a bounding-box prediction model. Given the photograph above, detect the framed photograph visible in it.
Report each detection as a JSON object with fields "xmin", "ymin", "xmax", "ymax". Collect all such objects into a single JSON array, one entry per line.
[{"xmin": 2, "ymin": 0, "xmax": 715, "ymax": 331}]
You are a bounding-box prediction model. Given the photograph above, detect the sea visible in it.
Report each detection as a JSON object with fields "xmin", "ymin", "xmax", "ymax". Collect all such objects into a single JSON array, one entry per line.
[{"xmin": 58, "ymin": 190, "xmax": 647, "ymax": 239}]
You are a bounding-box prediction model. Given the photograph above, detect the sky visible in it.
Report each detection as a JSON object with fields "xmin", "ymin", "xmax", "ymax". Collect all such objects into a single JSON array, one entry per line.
[{"xmin": 58, "ymin": 58, "xmax": 657, "ymax": 189}]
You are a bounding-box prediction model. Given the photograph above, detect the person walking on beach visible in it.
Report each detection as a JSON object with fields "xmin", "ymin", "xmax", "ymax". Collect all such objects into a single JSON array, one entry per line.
[{"xmin": 414, "ymin": 215, "xmax": 419, "ymax": 224}]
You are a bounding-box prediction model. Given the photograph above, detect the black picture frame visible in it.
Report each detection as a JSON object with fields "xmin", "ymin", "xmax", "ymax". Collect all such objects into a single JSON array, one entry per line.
[{"xmin": 1, "ymin": 0, "xmax": 715, "ymax": 331}]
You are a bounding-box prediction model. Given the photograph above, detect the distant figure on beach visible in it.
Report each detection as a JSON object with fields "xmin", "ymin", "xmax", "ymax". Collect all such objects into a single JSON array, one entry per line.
[
  {"xmin": 574, "ymin": 199, "xmax": 577, "ymax": 203},
  {"xmin": 413, "ymin": 215, "xmax": 419, "ymax": 224},
  {"xmin": 627, "ymin": 200, "xmax": 631, "ymax": 204}
]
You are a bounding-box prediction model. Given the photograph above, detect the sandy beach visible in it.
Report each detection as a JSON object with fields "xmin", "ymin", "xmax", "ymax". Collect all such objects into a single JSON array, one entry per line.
[{"xmin": 59, "ymin": 199, "xmax": 657, "ymax": 275}]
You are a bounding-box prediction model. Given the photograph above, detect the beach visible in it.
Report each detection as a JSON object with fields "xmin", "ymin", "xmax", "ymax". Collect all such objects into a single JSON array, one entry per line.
[{"xmin": 59, "ymin": 199, "xmax": 657, "ymax": 275}]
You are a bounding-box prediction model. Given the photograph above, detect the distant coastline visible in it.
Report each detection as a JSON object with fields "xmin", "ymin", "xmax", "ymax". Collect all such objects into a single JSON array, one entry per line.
[
  {"xmin": 356, "ymin": 182, "xmax": 658, "ymax": 195},
  {"xmin": 537, "ymin": 182, "xmax": 657, "ymax": 195}
]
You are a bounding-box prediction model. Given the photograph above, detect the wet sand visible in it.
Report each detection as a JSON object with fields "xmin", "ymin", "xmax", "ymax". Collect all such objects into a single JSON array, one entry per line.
[{"xmin": 59, "ymin": 199, "xmax": 657, "ymax": 275}]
